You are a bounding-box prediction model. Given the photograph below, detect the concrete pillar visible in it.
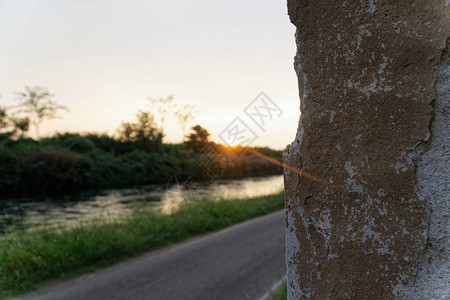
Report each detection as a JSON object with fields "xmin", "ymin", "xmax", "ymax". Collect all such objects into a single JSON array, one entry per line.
[{"xmin": 284, "ymin": 1, "xmax": 449, "ymax": 298}]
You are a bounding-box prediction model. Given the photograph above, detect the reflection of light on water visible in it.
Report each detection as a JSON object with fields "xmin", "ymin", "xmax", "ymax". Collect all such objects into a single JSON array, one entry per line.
[
  {"xmin": 9, "ymin": 192, "xmax": 162, "ymax": 231},
  {"xmin": 161, "ymin": 183, "xmax": 205, "ymax": 214},
  {"xmin": 0, "ymin": 175, "xmax": 284, "ymax": 232},
  {"xmin": 161, "ymin": 185, "xmax": 185, "ymax": 214},
  {"xmin": 160, "ymin": 175, "xmax": 284, "ymax": 214},
  {"xmin": 208, "ymin": 175, "xmax": 283, "ymax": 199}
]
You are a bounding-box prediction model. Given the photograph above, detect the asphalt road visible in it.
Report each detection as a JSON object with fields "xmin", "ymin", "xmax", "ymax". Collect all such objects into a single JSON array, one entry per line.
[{"xmin": 21, "ymin": 210, "xmax": 286, "ymax": 300}]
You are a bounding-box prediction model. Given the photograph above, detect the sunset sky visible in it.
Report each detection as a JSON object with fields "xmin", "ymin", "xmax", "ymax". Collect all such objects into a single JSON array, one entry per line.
[{"xmin": 0, "ymin": 0, "xmax": 299, "ymax": 149}]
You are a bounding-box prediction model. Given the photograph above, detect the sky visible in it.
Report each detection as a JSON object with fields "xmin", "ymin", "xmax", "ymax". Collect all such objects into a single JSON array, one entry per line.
[{"xmin": 0, "ymin": 0, "xmax": 299, "ymax": 149}]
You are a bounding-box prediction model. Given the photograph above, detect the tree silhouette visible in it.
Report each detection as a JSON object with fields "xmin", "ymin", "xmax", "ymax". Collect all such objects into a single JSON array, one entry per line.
[
  {"xmin": 147, "ymin": 95, "xmax": 177, "ymax": 154},
  {"xmin": 0, "ymin": 106, "xmax": 7, "ymax": 130},
  {"xmin": 0, "ymin": 98, "xmax": 29, "ymax": 139},
  {"xmin": 185, "ymin": 125, "xmax": 210, "ymax": 152},
  {"xmin": 14, "ymin": 86, "xmax": 68, "ymax": 138},
  {"xmin": 148, "ymin": 95, "xmax": 176, "ymax": 135},
  {"xmin": 10, "ymin": 117, "xmax": 30, "ymax": 138},
  {"xmin": 118, "ymin": 110, "xmax": 162, "ymax": 152},
  {"xmin": 175, "ymin": 104, "xmax": 196, "ymax": 141}
]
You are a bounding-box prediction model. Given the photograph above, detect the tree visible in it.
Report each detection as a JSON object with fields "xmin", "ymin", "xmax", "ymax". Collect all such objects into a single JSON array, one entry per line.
[
  {"xmin": 10, "ymin": 116, "xmax": 30, "ymax": 138},
  {"xmin": 118, "ymin": 110, "xmax": 162, "ymax": 152},
  {"xmin": 0, "ymin": 105, "xmax": 14, "ymax": 141},
  {"xmin": 175, "ymin": 104, "xmax": 196, "ymax": 141},
  {"xmin": 147, "ymin": 95, "xmax": 178, "ymax": 155},
  {"xmin": 148, "ymin": 95, "xmax": 176, "ymax": 140},
  {"xmin": 0, "ymin": 106, "xmax": 8, "ymax": 130},
  {"xmin": 14, "ymin": 86, "xmax": 68, "ymax": 138},
  {"xmin": 0, "ymin": 99, "xmax": 29, "ymax": 139},
  {"xmin": 185, "ymin": 125, "xmax": 210, "ymax": 152}
]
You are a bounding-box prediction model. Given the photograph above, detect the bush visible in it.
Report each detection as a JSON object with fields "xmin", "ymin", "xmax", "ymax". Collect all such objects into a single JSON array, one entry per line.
[
  {"xmin": 0, "ymin": 147, "xmax": 19, "ymax": 191},
  {"xmin": 0, "ymin": 133, "xmax": 283, "ymax": 195},
  {"xmin": 20, "ymin": 148, "xmax": 78, "ymax": 192},
  {"xmin": 61, "ymin": 136, "xmax": 96, "ymax": 153}
]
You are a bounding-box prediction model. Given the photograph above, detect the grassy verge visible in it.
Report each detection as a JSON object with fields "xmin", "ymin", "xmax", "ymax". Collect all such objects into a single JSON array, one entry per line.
[
  {"xmin": 0, "ymin": 192, "xmax": 284, "ymax": 298},
  {"xmin": 271, "ymin": 281, "xmax": 287, "ymax": 300}
]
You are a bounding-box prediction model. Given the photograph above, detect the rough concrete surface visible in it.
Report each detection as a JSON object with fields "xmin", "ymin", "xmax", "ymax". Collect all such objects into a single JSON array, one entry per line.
[{"xmin": 284, "ymin": 1, "xmax": 449, "ymax": 299}]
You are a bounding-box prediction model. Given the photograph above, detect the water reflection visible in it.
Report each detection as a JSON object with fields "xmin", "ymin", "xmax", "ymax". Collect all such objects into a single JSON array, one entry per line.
[{"xmin": 0, "ymin": 175, "xmax": 283, "ymax": 232}]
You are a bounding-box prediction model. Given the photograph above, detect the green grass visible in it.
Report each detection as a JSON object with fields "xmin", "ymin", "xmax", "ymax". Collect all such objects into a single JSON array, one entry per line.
[
  {"xmin": 271, "ymin": 281, "xmax": 287, "ymax": 300},
  {"xmin": 0, "ymin": 192, "xmax": 284, "ymax": 298}
]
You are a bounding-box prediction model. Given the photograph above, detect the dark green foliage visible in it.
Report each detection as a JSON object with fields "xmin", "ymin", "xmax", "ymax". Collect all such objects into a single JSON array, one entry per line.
[
  {"xmin": 0, "ymin": 147, "xmax": 19, "ymax": 191},
  {"xmin": 0, "ymin": 105, "xmax": 30, "ymax": 139},
  {"xmin": 0, "ymin": 192, "xmax": 284, "ymax": 297},
  {"xmin": 253, "ymin": 146, "xmax": 283, "ymax": 162},
  {"xmin": 0, "ymin": 134, "xmax": 179, "ymax": 195},
  {"xmin": 0, "ymin": 132, "xmax": 283, "ymax": 196},
  {"xmin": 60, "ymin": 135, "xmax": 96, "ymax": 153},
  {"xmin": 10, "ymin": 117, "xmax": 30, "ymax": 138},
  {"xmin": 20, "ymin": 148, "xmax": 78, "ymax": 192},
  {"xmin": 0, "ymin": 107, "xmax": 8, "ymax": 129},
  {"xmin": 85, "ymin": 133, "xmax": 134, "ymax": 155},
  {"xmin": 118, "ymin": 110, "xmax": 162, "ymax": 153}
]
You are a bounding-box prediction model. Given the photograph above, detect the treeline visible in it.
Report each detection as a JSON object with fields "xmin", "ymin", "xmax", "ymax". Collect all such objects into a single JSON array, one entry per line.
[
  {"xmin": 0, "ymin": 87, "xmax": 283, "ymax": 196},
  {"xmin": 0, "ymin": 132, "xmax": 282, "ymax": 196}
]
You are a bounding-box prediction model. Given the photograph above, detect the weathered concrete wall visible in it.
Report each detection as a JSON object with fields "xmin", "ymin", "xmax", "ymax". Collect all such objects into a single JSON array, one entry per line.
[{"xmin": 284, "ymin": 1, "xmax": 449, "ymax": 299}]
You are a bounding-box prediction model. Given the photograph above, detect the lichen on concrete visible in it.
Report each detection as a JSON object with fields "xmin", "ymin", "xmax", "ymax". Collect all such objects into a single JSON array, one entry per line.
[{"xmin": 284, "ymin": 1, "xmax": 449, "ymax": 298}]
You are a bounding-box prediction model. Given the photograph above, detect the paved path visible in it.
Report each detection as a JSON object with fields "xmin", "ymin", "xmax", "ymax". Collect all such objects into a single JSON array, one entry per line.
[{"xmin": 21, "ymin": 210, "xmax": 286, "ymax": 300}]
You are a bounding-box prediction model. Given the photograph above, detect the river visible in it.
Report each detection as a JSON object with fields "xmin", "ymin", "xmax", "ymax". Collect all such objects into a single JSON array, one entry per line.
[{"xmin": 0, "ymin": 175, "xmax": 283, "ymax": 233}]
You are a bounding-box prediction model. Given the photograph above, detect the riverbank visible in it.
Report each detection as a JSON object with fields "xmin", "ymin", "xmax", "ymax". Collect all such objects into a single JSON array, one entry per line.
[
  {"xmin": 0, "ymin": 175, "xmax": 284, "ymax": 234},
  {"xmin": 0, "ymin": 133, "xmax": 282, "ymax": 197},
  {"xmin": 0, "ymin": 191, "xmax": 284, "ymax": 298}
]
